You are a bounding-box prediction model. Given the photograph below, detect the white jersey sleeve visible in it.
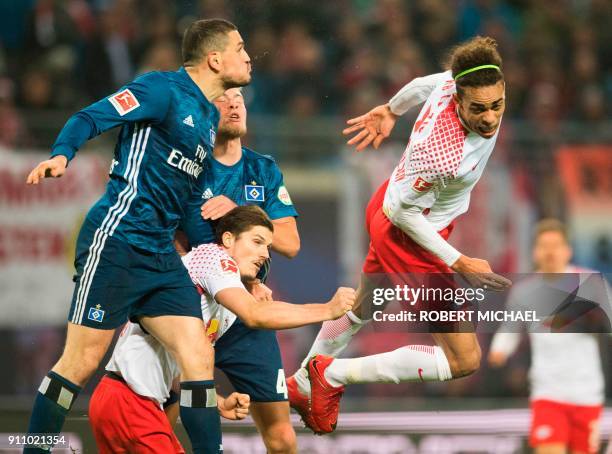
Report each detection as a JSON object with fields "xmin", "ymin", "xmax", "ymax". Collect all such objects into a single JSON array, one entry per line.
[
  {"xmin": 184, "ymin": 244, "xmax": 245, "ymax": 297},
  {"xmin": 389, "ymin": 72, "xmax": 450, "ymax": 116},
  {"xmin": 183, "ymin": 244, "xmax": 245, "ymax": 344},
  {"xmin": 385, "ymin": 205, "xmax": 462, "ymax": 266},
  {"xmin": 490, "ymin": 331, "xmax": 522, "ymax": 357}
]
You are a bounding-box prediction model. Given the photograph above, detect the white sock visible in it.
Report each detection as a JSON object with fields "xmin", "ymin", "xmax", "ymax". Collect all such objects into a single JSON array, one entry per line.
[
  {"xmin": 324, "ymin": 345, "xmax": 453, "ymax": 387},
  {"xmin": 294, "ymin": 311, "xmax": 368, "ymax": 395}
]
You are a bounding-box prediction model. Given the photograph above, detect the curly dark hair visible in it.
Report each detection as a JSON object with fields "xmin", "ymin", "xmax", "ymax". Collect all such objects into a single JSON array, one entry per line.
[{"xmin": 445, "ymin": 36, "xmax": 504, "ymax": 96}]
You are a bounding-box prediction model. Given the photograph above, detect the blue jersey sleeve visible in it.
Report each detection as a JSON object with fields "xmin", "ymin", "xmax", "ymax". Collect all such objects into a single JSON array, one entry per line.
[
  {"xmin": 264, "ymin": 164, "xmax": 298, "ymax": 219},
  {"xmin": 51, "ymin": 71, "xmax": 171, "ymax": 162}
]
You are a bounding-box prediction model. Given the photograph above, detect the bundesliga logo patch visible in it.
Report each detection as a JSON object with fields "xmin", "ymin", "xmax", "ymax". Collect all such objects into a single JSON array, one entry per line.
[
  {"xmin": 88, "ymin": 305, "xmax": 105, "ymax": 323},
  {"xmin": 245, "ymin": 185, "xmax": 265, "ymax": 202},
  {"xmin": 108, "ymin": 89, "xmax": 140, "ymax": 116},
  {"xmin": 220, "ymin": 258, "xmax": 238, "ymax": 274},
  {"xmin": 412, "ymin": 176, "xmax": 433, "ymax": 192}
]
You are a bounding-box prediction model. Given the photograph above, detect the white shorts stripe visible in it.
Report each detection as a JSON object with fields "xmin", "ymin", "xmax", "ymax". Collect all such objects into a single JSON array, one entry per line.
[
  {"xmin": 74, "ymin": 229, "xmax": 109, "ymax": 324},
  {"xmin": 72, "ymin": 227, "xmax": 106, "ymax": 323}
]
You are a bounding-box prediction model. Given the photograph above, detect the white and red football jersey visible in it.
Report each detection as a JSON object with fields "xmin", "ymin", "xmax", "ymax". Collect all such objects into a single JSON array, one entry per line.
[
  {"xmin": 105, "ymin": 243, "xmax": 244, "ymax": 405},
  {"xmin": 490, "ymin": 266, "xmax": 608, "ymax": 405},
  {"xmin": 384, "ymin": 71, "xmax": 499, "ymax": 231},
  {"xmin": 183, "ymin": 243, "xmax": 244, "ymax": 344}
]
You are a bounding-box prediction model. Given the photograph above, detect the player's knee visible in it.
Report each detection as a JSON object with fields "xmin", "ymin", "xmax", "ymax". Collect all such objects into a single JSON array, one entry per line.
[
  {"xmin": 262, "ymin": 423, "xmax": 297, "ymax": 454},
  {"xmin": 449, "ymin": 347, "xmax": 481, "ymax": 378},
  {"xmin": 56, "ymin": 346, "xmax": 104, "ymax": 384}
]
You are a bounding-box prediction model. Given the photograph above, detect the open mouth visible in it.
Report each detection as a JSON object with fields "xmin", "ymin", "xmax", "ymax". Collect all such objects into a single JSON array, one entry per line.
[
  {"xmin": 229, "ymin": 113, "xmax": 241, "ymax": 121},
  {"xmin": 478, "ymin": 126, "xmax": 496, "ymax": 136}
]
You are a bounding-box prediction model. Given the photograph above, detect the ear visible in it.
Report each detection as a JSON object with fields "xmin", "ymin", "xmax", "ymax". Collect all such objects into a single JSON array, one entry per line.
[
  {"xmin": 222, "ymin": 231, "xmax": 235, "ymax": 249},
  {"xmin": 207, "ymin": 51, "xmax": 222, "ymax": 72},
  {"xmin": 452, "ymin": 93, "xmax": 460, "ymax": 105}
]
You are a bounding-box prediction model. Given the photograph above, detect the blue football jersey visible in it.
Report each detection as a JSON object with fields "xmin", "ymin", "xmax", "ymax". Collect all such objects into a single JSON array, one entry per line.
[
  {"xmin": 50, "ymin": 68, "xmax": 219, "ymax": 253},
  {"xmin": 181, "ymin": 147, "xmax": 298, "ymax": 247}
]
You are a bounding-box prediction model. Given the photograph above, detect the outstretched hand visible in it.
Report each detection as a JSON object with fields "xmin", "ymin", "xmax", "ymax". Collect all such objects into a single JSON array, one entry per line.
[
  {"xmin": 26, "ymin": 155, "xmax": 68, "ymax": 184},
  {"xmin": 342, "ymin": 104, "xmax": 399, "ymax": 151}
]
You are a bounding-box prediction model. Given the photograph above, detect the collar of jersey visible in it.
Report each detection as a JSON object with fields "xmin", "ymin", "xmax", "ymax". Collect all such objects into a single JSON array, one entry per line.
[
  {"xmin": 177, "ymin": 67, "xmax": 216, "ymax": 110},
  {"xmin": 209, "ymin": 148, "xmax": 245, "ymax": 171}
]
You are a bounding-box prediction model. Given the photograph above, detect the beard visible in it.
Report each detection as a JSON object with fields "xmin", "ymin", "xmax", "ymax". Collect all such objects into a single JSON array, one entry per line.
[{"xmin": 217, "ymin": 124, "xmax": 247, "ymax": 140}]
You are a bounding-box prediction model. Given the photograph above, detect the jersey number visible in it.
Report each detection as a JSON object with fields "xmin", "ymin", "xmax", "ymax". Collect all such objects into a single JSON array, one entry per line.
[
  {"xmin": 276, "ymin": 369, "xmax": 288, "ymax": 398},
  {"xmin": 414, "ymin": 105, "xmax": 433, "ymax": 134}
]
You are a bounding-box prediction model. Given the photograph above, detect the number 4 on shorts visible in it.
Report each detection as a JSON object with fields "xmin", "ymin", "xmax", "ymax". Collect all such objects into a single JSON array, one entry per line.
[{"xmin": 276, "ymin": 369, "xmax": 288, "ymax": 398}]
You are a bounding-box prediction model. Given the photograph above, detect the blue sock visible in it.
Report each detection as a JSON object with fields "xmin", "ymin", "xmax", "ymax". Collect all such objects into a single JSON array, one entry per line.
[
  {"xmin": 24, "ymin": 371, "xmax": 81, "ymax": 453},
  {"xmin": 179, "ymin": 380, "xmax": 222, "ymax": 454}
]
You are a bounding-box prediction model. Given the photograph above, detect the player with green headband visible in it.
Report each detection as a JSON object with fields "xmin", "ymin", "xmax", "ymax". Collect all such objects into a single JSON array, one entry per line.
[{"xmin": 288, "ymin": 36, "xmax": 512, "ymax": 434}]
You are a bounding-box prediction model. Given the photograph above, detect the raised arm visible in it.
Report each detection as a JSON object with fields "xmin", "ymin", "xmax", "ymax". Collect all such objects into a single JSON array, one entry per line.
[
  {"xmin": 27, "ymin": 71, "xmax": 171, "ymax": 184},
  {"xmin": 342, "ymin": 72, "xmax": 450, "ymax": 152},
  {"xmin": 388, "ymin": 72, "xmax": 450, "ymax": 116}
]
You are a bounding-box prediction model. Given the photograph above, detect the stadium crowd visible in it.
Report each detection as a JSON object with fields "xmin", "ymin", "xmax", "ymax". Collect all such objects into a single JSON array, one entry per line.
[{"xmin": 0, "ymin": 0, "xmax": 611, "ymax": 149}]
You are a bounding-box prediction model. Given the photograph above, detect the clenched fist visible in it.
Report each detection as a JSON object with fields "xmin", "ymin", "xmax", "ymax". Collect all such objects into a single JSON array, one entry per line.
[
  {"xmin": 327, "ymin": 287, "xmax": 356, "ymax": 319},
  {"xmin": 218, "ymin": 392, "xmax": 250, "ymax": 420},
  {"xmin": 26, "ymin": 155, "xmax": 68, "ymax": 184}
]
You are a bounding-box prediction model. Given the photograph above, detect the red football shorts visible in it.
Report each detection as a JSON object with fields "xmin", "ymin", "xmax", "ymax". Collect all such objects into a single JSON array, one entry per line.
[
  {"xmin": 89, "ymin": 375, "xmax": 185, "ymax": 454},
  {"xmin": 363, "ymin": 178, "xmax": 454, "ymax": 274},
  {"xmin": 529, "ymin": 399, "xmax": 602, "ymax": 453}
]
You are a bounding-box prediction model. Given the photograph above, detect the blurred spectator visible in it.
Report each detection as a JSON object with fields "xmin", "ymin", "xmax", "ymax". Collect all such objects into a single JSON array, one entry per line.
[
  {"xmin": 0, "ymin": 0, "xmax": 608, "ymax": 122},
  {"xmin": 137, "ymin": 40, "xmax": 181, "ymax": 74},
  {"xmin": 20, "ymin": 68, "xmax": 54, "ymax": 109},
  {"xmin": 82, "ymin": 3, "xmax": 137, "ymax": 100},
  {"xmin": 0, "ymin": 78, "xmax": 27, "ymax": 149}
]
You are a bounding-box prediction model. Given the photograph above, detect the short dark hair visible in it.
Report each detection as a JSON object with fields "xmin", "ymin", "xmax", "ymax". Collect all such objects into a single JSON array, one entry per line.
[
  {"xmin": 534, "ymin": 218, "xmax": 569, "ymax": 243},
  {"xmin": 446, "ymin": 36, "xmax": 504, "ymax": 96},
  {"xmin": 215, "ymin": 205, "xmax": 274, "ymax": 244},
  {"xmin": 182, "ymin": 18, "xmax": 237, "ymax": 66}
]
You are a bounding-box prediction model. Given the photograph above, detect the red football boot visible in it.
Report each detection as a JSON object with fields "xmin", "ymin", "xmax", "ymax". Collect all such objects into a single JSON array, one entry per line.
[
  {"xmin": 307, "ymin": 355, "xmax": 345, "ymax": 434},
  {"xmin": 287, "ymin": 373, "xmax": 320, "ymax": 433}
]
